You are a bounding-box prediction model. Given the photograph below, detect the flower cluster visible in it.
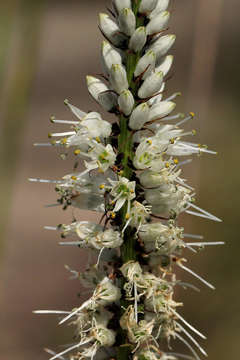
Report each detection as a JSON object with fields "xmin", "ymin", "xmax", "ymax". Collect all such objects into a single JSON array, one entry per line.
[{"xmin": 32, "ymin": 1, "xmax": 222, "ymax": 360}]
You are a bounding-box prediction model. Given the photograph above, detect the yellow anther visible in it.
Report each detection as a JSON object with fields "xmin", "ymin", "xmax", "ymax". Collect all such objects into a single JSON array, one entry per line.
[
  {"xmin": 48, "ymin": 133, "xmax": 53, "ymax": 138},
  {"xmin": 110, "ymin": 212, "xmax": 116, "ymax": 219},
  {"xmin": 99, "ymin": 184, "xmax": 105, "ymax": 190},
  {"xmin": 130, "ymin": 189, "xmax": 134, "ymax": 194},
  {"xmin": 60, "ymin": 137, "xmax": 68, "ymax": 145},
  {"xmin": 96, "ymin": 136, "xmax": 101, "ymax": 143},
  {"xmin": 74, "ymin": 149, "xmax": 81, "ymax": 155},
  {"xmin": 147, "ymin": 139, "xmax": 152, "ymax": 145},
  {"xmin": 125, "ymin": 213, "xmax": 130, "ymax": 220},
  {"xmin": 100, "ymin": 154, "xmax": 105, "ymax": 160},
  {"xmin": 170, "ymin": 138, "xmax": 175, "ymax": 144},
  {"xmin": 190, "ymin": 112, "xmax": 195, "ymax": 118},
  {"xmin": 198, "ymin": 144, "xmax": 201, "ymax": 148},
  {"xmin": 165, "ymin": 162, "xmax": 170, "ymax": 168},
  {"xmin": 71, "ymin": 176, "xmax": 77, "ymax": 181},
  {"xmin": 192, "ymin": 129, "xmax": 197, "ymax": 135},
  {"xmin": 50, "ymin": 116, "xmax": 55, "ymax": 123},
  {"xmin": 118, "ymin": 170, "xmax": 124, "ymax": 176},
  {"xmin": 173, "ymin": 158, "xmax": 179, "ymax": 164},
  {"xmin": 98, "ymin": 168, "xmax": 104, "ymax": 173},
  {"xmin": 51, "ymin": 140, "xmax": 56, "ymax": 146}
]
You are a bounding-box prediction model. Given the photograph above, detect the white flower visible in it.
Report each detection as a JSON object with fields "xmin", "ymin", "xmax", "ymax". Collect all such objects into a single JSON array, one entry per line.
[
  {"xmin": 129, "ymin": 201, "xmax": 151, "ymax": 229},
  {"xmin": 139, "ymin": 222, "xmax": 184, "ymax": 254},
  {"xmin": 139, "ymin": 167, "xmax": 181, "ymax": 188},
  {"xmin": 120, "ymin": 261, "xmax": 143, "ymax": 281},
  {"xmin": 93, "ymin": 277, "xmax": 121, "ymax": 305},
  {"xmin": 86, "ymin": 75, "xmax": 117, "ymax": 111},
  {"xmin": 146, "ymin": 11, "xmax": 170, "ymax": 36},
  {"xmin": 129, "ymin": 26, "xmax": 147, "ymax": 53},
  {"xmin": 138, "ymin": 71, "xmax": 164, "ymax": 99},
  {"xmin": 84, "ymin": 142, "xmax": 116, "ymax": 173},
  {"xmin": 91, "ymin": 325, "xmax": 116, "ymax": 347},
  {"xmin": 108, "ymin": 177, "xmax": 136, "ymax": 215},
  {"xmin": 146, "ymin": 184, "xmax": 192, "ymax": 216},
  {"xmin": 118, "ymin": 8, "xmax": 136, "ymax": 36}
]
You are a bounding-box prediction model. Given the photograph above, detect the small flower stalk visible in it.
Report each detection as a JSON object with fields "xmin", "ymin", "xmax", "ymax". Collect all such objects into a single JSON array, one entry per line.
[{"xmin": 32, "ymin": 1, "xmax": 223, "ymax": 360}]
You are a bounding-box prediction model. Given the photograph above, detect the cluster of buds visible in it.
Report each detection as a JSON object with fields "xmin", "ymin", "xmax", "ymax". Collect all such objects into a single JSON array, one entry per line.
[{"xmin": 32, "ymin": 1, "xmax": 222, "ymax": 360}]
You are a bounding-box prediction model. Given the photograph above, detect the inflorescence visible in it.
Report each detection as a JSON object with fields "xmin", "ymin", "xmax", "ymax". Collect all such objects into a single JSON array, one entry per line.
[{"xmin": 31, "ymin": 1, "xmax": 222, "ymax": 360}]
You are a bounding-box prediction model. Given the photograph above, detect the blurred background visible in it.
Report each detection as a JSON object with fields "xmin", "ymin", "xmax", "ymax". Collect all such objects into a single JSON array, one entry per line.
[{"xmin": 0, "ymin": 0, "xmax": 239, "ymax": 359}]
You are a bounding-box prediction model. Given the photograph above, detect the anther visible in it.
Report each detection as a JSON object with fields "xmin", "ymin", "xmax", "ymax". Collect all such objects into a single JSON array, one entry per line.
[
  {"xmin": 99, "ymin": 184, "xmax": 105, "ymax": 190},
  {"xmin": 71, "ymin": 176, "xmax": 77, "ymax": 181},
  {"xmin": 50, "ymin": 116, "xmax": 55, "ymax": 123},
  {"xmin": 173, "ymin": 158, "xmax": 179, "ymax": 164},
  {"xmin": 74, "ymin": 149, "xmax": 81, "ymax": 155}
]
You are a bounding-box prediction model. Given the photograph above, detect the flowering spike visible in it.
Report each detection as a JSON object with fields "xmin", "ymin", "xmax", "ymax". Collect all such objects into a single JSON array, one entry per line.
[{"xmin": 32, "ymin": 2, "xmax": 222, "ymax": 360}]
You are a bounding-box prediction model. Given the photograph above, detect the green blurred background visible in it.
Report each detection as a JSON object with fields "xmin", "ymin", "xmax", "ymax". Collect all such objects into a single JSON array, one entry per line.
[{"xmin": 0, "ymin": 0, "xmax": 239, "ymax": 359}]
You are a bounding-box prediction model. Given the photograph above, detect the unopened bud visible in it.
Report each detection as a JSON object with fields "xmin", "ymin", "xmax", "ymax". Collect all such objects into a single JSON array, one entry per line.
[
  {"xmin": 134, "ymin": 50, "xmax": 156, "ymax": 80},
  {"xmin": 146, "ymin": 11, "xmax": 170, "ymax": 35},
  {"xmin": 155, "ymin": 55, "xmax": 174, "ymax": 77},
  {"xmin": 99, "ymin": 13, "xmax": 126, "ymax": 47},
  {"xmin": 139, "ymin": 0, "xmax": 158, "ymax": 14},
  {"xmin": 138, "ymin": 71, "xmax": 164, "ymax": 99},
  {"xmin": 109, "ymin": 64, "xmax": 129, "ymax": 94},
  {"xmin": 118, "ymin": 8, "xmax": 136, "ymax": 36},
  {"xmin": 148, "ymin": 101, "xmax": 176, "ymax": 121},
  {"xmin": 114, "ymin": 0, "xmax": 131, "ymax": 13},
  {"xmin": 148, "ymin": 34, "xmax": 176, "ymax": 61},
  {"xmin": 101, "ymin": 41, "xmax": 122, "ymax": 74},
  {"xmin": 129, "ymin": 27, "xmax": 147, "ymax": 53},
  {"xmin": 118, "ymin": 90, "xmax": 135, "ymax": 116},
  {"xmin": 129, "ymin": 102, "xmax": 150, "ymax": 130},
  {"xmin": 149, "ymin": 0, "xmax": 170, "ymax": 19}
]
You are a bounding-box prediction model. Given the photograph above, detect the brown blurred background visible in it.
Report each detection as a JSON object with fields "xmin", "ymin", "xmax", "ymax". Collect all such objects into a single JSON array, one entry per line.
[{"xmin": 0, "ymin": 0, "xmax": 239, "ymax": 359}]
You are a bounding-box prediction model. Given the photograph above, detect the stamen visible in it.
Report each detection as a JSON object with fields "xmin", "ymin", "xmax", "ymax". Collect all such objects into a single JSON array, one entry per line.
[
  {"xmin": 162, "ymin": 113, "xmax": 185, "ymax": 121},
  {"xmin": 187, "ymin": 242, "xmax": 224, "ymax": 247},
  {"xmin": 165, "ymin": 92, "xmax": 181, "ymax": 101},
  {"xmin": 34, "ymin": 310, "xmax": 70, "ymax": 315},
  {"xmin": 28, "ymin": 178, "xmax": 61, "ymax": 184},
  {"xmin": 177, "ymin": 262, "xmax": 215, "ymax": 290},
  {"xmin": 187, "ymin": 202, "xmax": 222, "ymax": 222},
  {"xmin": 167, "ymin": 352, "xmax": 194, "ymax": 360},
  {"xmin": 171, "ymin": 309, "xmax": 206, "ymax": 339},
  {"xmin": 44, "ymin": 226, "xmax": 58, "ymax": 231},
  {"xmin": 175, "ymin": 333, "xmax": 201, "ymax": 360},
  {"xmin": 177, "ymin": 322, "xmax": 208, "ymax": 357},
  {"xmin": 176, "ymin": 114, "xmax": 193, "ymax": 127},
  {"xmin": 183, "ymin": 234, "xmax": 204, "ymax": 240},
  {"xmin": 45, "ymin": 348, "xmax": 66, "ymax": 360},
  {"xmin": 50, "ymin": 118, "xmax": 79, "ymax": 125},
  {"xmin": 48, "ymin": 131, "xmax": 75, "ymax": 138},
  {"xmin": 134, "ymin": 282, "xmax": 138, "ymax": 323}
]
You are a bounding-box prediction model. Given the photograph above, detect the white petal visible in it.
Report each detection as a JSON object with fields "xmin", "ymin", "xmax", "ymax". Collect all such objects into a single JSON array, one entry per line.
[
  {"xmin": 138, "ymin": 71, "xmax": 164, "ymax": 99},
  {"xmin": 146, "ymin": 11, "xmax": 170, "ymax": 35},
  {"xmin": 118, "ymin": 8, "xmax": 136, "ymax": 36},
  {"xmin": 118, "ymin": 90, "xmax": 135, "ymax": 116},
  {"xmin": 129, "ymin": 27, "xmax": 147, "ymax": 53},
  {"xmin": 129, "ymin": 102, "xmax": 150, "ymax": 130}
]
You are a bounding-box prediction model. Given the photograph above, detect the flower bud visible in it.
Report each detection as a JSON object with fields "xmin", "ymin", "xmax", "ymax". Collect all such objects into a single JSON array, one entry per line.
[
  {"xmin": 86, "ymin": 75, "xmax": 117, "ymax": 111},
  {"xmin": 149, "ymin": 0, "xmax": 170, "ymax": 19},
  {"xmin": 138, "ymin": 71, "xmax": 164, "ymax": 99},
  {"xmin": 120, "ymin": 261, "xmax": 142, "ymax": 281},
  {"xmin": 149, "ymin": 34, "xmax": 176, "ymax": 61},
  {"xmin": 134, "ymin": 50, "xmax": 156, "ymax": 80},
  {"xmin": 118, "ymin": 8, "xmax": 136, "ymax": 36},
  {"xmin": 95, "ymin": 277, "xmax": 121, "ymax": 305},
  {"xmin": 99, "ymin": 13, "xmax": 126, "ymax": 47},
  {"xmin": 114, "ymin": 0, "xmax": 131, "ymax": 13},
  {"xmin": 109, "ymin": 64, "xmax": 129, "ymax": 94},
  {"xmin": 129, "ymin": 102, "xmax": 149, "ymax": 130},
  {"xmin": 139, "ymin": 0, "xmax": 158, "ymax": 14},
  {"xmin": 155, "ymin": 55, "xmax": 174, "ymax": 77},
  {"xmin": 118, "ymin": 89, "xmax": 135, "ymax": 115},
  {"xmin": 146, "ymin": 11, "xmax": 170, "ymax": 35},
  {"xmin": 129, "ymin": 27, "xmax": 147, "ymax": 53},
  {"xmin": 148, "ymin": 101, "xmax": 176, "ymax": 121},
  {"xmin": 101, "ymin": 41, "xmax": 122, "ymax": 74},
  {"xmin": 93, "ymin": 326, "xmax": 116, "ymax": 347}
]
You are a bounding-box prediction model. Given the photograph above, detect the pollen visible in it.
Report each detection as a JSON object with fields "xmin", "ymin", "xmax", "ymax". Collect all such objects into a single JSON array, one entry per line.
[
  {"xmin": 125, "ymin": 213, "xmax": 130, "ymax": 220},
  {"xmin": 48, "ymin": 133, "xmax": 53, "ymax": 138},
  {"xmin": 71, "ymin": 176, "xmax": 77, "ymax": 181},
  {"xmin": 170, "ymin": 138, "xmax": 175, "ymax": 144},
  {"xmin": 110, "ymin": 212, "xmax": 116, "ymax": 219},
  {"xmin": 147, "ymin": 139, "xmax": 152, "ymax": 145},
  {"xmin": 165, "ymin": 162, "xmax": 170, "ymax": 168},
  {"xmin": 99, "ymin": 184, "xmax": 105, "ymax": 190},
  {"xmin": 74, "ymin": 149, "xmax": 81, "ymax": 155},
  {"xmin": 173, "ymin": 158, "xmax": 179, "ymax": 164},
  {"xmin": 190, "ymin": 112, "xmax": 195, "ymax": 118},
  {"xmin": 96, "ymin": 136, "xmax": 101, "ymax": 143},
  {"xmin": 60, "ymin": 138, "xmax": 68, "ymax": 145}
]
